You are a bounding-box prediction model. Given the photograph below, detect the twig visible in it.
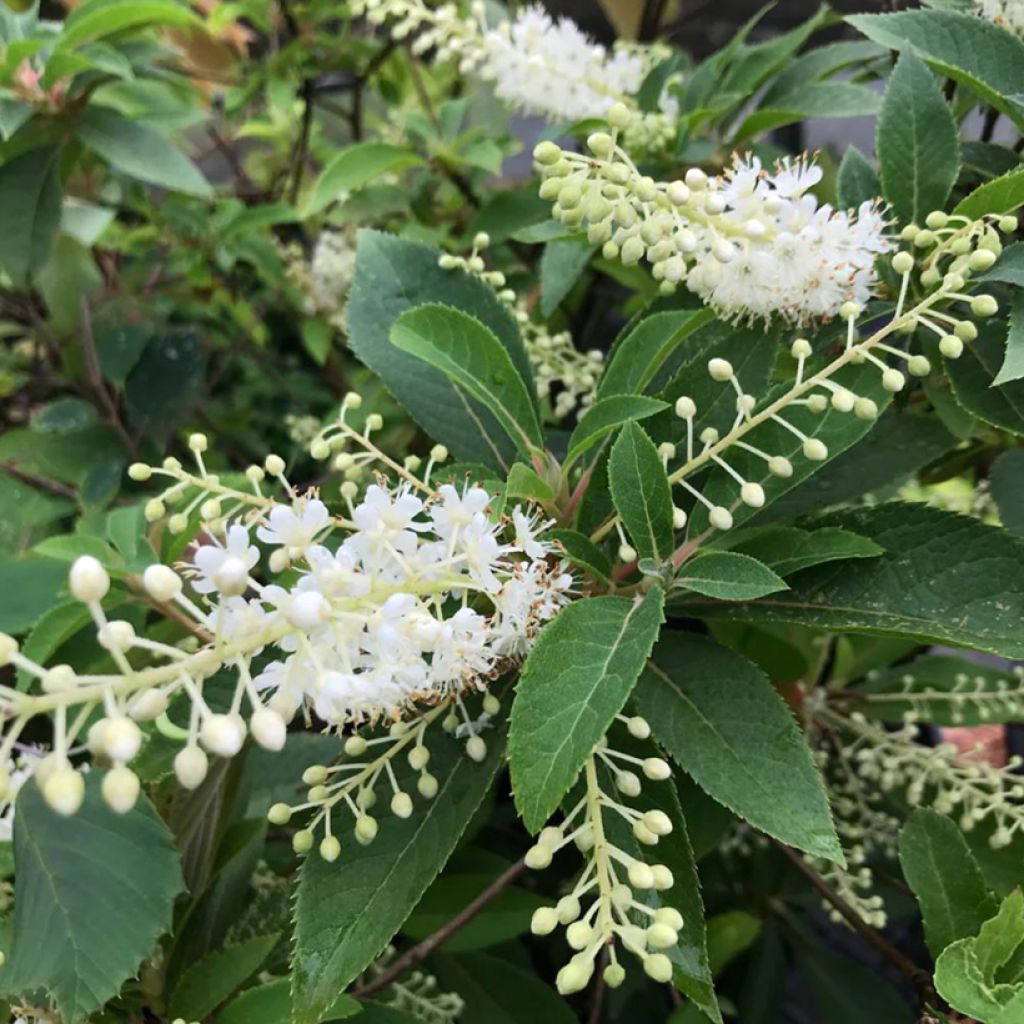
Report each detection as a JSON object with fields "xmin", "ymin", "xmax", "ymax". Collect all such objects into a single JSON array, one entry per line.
[
  {"xmin": 1, "ymin": 461, "xmax": 77, "ymax": 500},
  {"xmin": 353, "ymin": 856, "xmax": 527, "ymax": 997},
  {"xmin": 587, "ymin": 947, "xmax": 608, "ymax": 1024},
  {"xmin": 773, "ymin": 841, "xmax": 935, "ymax": 1006}
]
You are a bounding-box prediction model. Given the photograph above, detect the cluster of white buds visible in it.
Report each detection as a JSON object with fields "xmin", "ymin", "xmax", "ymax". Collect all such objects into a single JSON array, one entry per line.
[
  {"xmin": 526, "ymin": 717, "xmax": 682, "ymax": 995},
  {"xmin": 439, "ymin": 233, "xmax": 603, "ymax": 420},
  {"xmin": 534, "ymin": 114, "xmax": 892, "ymax": 328},
  {"xmin": 361, "ymin": 945, "xmax": 465, "ymax": 1023},
  {"xmin": 269, "ymin": 693, "xmax": 497, "ymax": 862},
  {"xmin": 352, "ymin": 0, "xmax": 674, "ymax": 135},
  {"xmin": 0, "ymin": 401, "xmax": 570, "ymax": 818},
  {"xmin": 591, "ymin": 232, "xmax": 1002, "ymax": 548},
  {"xmin": 859, "ymin": 664, "xmax": 1024, "ymax": 726},
  {"xmin": 283, "ymin": 230, "xmax": 356, "ymax": 331},
  {"xmin": 820, "ymin": 707, "xmax": 1024, "ymax": 850},
  {"xmin": 975, "ymin": 0, "xmax": 1024, "ymax": 35}
]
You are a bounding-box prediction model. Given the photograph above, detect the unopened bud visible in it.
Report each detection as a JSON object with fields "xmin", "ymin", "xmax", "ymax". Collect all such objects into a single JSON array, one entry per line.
[{"xmin": 69, "ymin": 555, "xmax": 109, "ymax": 603}]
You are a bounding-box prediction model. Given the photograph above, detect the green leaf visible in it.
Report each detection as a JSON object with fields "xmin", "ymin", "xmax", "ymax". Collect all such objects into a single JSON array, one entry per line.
[
  {"xmin": 676, "ymin": 551, "xmax": 788, "ymax": 601},
  {"xmin": 303, "ymin": 143, "xmax": 422, "ymax": 217},
  {"xmin": 720, "ymin": 526, "xmax": 883, "ymax": 577},
  {"xmin": 548, "ymin": 529, "xmax": 611, "ymax": 584},
  {"xmin": 432, "ymin": 952, "xmax": 577, "ymax": 1024},
  {"xmin": 991, "ymin": 449, "xmax": 1024, "ymax": 538},
  {"xmin": 762, "ymin": 39, "xmax": 885, "ymax": 104},
  {"xmin": 994, "ymin": 291, "xmax": 1024, "ymax": 386},
  {"xmin": 0, "ymin": 146, "xmax": 61, "ymax": 286},
  {"xmin": 946, "ymin": 321, "xmax": 1024, "ymax": 434},
  {"xmin": 976, "ymin": 889, "xmax": 1024, "ymax": 984},
  {"xmin": 504, "ymin": 463, "xmax": 554, "ymax": 503},
  {"xmin": 978, "ymin": 243, "xmax": 1024, "ymax": 288},
  {"xmin": 566, "ymin": 395, "xmax": 668, "ymax": 467},
  {"xmin": 876, "ymin": 48, "xmax": 959, "ymax": 226},
  {"xmin": 0, "ymin": 774, "xmax": 184, "ymax": 1023},
  {"xmin": 347, "ymin": 231, "xmax": 532, "ymax": 472},
  {"xmin": 169, "ymin": 933, "xmax": 280, "ymax": 1021},
  {"xmin": 849, "ymin": 10, "xmax": 1024, "ymax": 129},
  {"xmin": 508, "ymin": 590, "xmax": 665, "ymax": 833},
  {"xmin": 539, "ymin": 236, "xmax": 595, "ymax": 317},
  {"xmin": 856, "ymin": 654, "xmax": 1024, "ymax": 726},
  {"xmin": 684, "ymin": 503, "xmax": 1024, "ymax": 658},
  {"xmin": 59, "ymin": 0, "xmax": 201, "ymax": 49},
  {"xmin": 955, "ymin": 168, "xmax": 1024, "ymax": 220},
  {"xmin": 30, "ymin": 397, "xmax": 98, "ymax": 435},
  {"xmin": 608, "ymin": 422, "xmax": 674, "ymax": 564},
  {"xmin": 706, "ymin": 911, "xmax": 762, "ymax": 976},
  {"xmin": 291, "ymin": 716, "xmax": 507, "ymax": 1024},
  {"xmin": 0, "ymin": 557, "xmax": 68, "ymax": 634},
  {"xmin": 219, "ymin": 979, "xmax": 359, "ymax": 1024},
  {"xmin": 76, "ymin": 105, "xmax": 211, "ymax": 197},
  {"xmin": 734, "ymin": 82, "xmax": 880, "ymax": 143},
  {"xmin": 837, "ymin": 145, "xmax": 881, "ymax": 211},
  {"xmin": 124, "ymin": 329, "xmax": 206, "ymax": 442},
  {"xmin": 935, "ymin": 939, "xmax": 1007, "ymax": 1022},
  {"xmin": 636, "ymin": 632, "xmax": 842, "ymax": 862},
  {"xmin": 599, "ymin": 308, "xmax": 715, "ymax": 399},
  {"xmin": 15, "ymin": 600, "xmax": 92, "ymax": 690},
  {"xmin": 390, "ymin": 303, "xmax": 542, "ymax": 456},
  {"xmin": 900, "ymin": 809, "xmax": 998, "ymax": 957}
]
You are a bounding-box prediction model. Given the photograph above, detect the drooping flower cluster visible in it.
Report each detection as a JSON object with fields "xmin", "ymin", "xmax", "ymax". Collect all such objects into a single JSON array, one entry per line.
[
  {"xmin": 0, "ymin": 399, "xmax": 570, "ymax": 819},
  {"xmin": 535, "ymin": 112, "xmax": 893, "ymax": 328},
  {"xmin": 975, "ymin": 0, "xmax": 1024, "ymax": 34},
  {"xmin": 527, "ymin": 717, "xmax": 683, "ymax": 995},
  {"xmin": 284, "ymin": 230, "xmax": 356, "ymax": 330},
  {"xmin": 439, "ymin": 233, "xmax": 604, "ymax": 419},
  {"xmin": 352, "ymin": 0, "xmax": 674, "ymax": 135},
  {"xmin": 362, "ymin": 947, "xmax": 465, "ymax": 1023}
]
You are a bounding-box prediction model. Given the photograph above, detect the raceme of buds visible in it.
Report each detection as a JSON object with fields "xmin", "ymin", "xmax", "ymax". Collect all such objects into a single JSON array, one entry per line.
[
  {"xmin": 534, "ymin": 123, "xmax": 892, "ymax": 328},
  {"xmin": 438, "ymin": 234, "xmax": 604, "ymax": 420},
  {"xmin": 526, "ymin": 719, "xmax": 683, "ymax": 994},
  {"xmin": 0, "ymin": 403, "xmax": 570, "ymax": 819}
]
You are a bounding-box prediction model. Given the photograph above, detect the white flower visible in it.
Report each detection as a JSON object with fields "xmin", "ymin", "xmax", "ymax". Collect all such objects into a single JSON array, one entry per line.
[
  {"xmin": 512, "ymin": 506, "xmax": 553, "ymax": 560},
  {"xmin": 257, "ymin": 497, "xmax": 331, "ymax": 556},
  {"xmin": 430, "ymin": 483, "xmax": 491, "ymax": 539},
  {"xmin": 192, "ymin": 524, "xmax": 259, "ymax": 596},
  {"xmin": 0, "ymin": 748, "xmax": 43, "ymax": 842},
  {"xmin": 976, "ymin": 0, "xmax": 1024, "ymax": 34}
]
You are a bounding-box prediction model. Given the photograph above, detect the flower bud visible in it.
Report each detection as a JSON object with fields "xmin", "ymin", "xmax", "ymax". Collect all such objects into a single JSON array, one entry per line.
[
  {"xmin": 418, "ymin": 772, "xmax": 439, "ymax": 799},
  {"xmin": 709, "ymin": 506, "xmax": 733, "ymax": 531},
  {"xmin": 43, "ymin": 767, "xmax": 85, "ymax": 816},
  {"xmin": 525, "ymin": 844, "xmax": 553, "ymax": 870},
  {"xmin": 303, "ymin": 765, "xmax": 328, "ymax": 785},
  {"xmin": 102, "ymin": 765, "xmax": 140, "ymax": 814},
  {"xmin": 41, "ymin": 664, "xmax": 75, "ymax": 693},
  {"xmin": 854, "ymin": 397, "xmax": 879, "ymax": 420},
  {"xmin": 200, "ymin": 714, "xmax": 246, "ymax": 757},
  {"xmin": 707, "ymin": 358, "xmax": 733, "ymax": 382},
  {"xmin": 391, "ymin": 791, "xmax": 413, "ymax": 818},
  {"xmin": 803, "ymin": 438, "xmax": 828, "ymax": 461},
  {"xmin": 971, "ymin": 294, "xmax": 998, "ymax": 317},
  {"xmin": 556, "ymin": 956, "xmax": 594, "ymax": 995},
  {"xmin": 531, "ymin": 906, "xmax": 559, "ymax": 935},
  {"xmin": 128, "ymin": 462, "xmax": 152, "ymax": 481},
  {"xmin": 604, "ymin": 962, "xmax": 626, "ymax": 988},
  {"xmin": 354, "ymin": 815, "xmax": 378, "ymax": 845},
  {"xmin": 740, "ymin": 482, "xmax": 765, "ymax": 508},
  {"xmin": 626, "ymin": 716, "xmax": 651, "ymax": 739},
  {"xmin": 651, "ymin": 864, "xmax": 675, "ymax": 890},
  {"xmin": 999, "ymin": 215, "xmax": 1019, "ymax": 233},
  {"xmin": 955, "ymin": 320, "xmax": 978, "ymax": 341},
  {"xmin": 0, "ymin": 633, "xmax": 16, "ymax": 667},
  {"xmin": 144, "ymin": 498, "xmax": 166, "ymax": 522},
  {"xmin": 644, "ymin": 953, "xmax": 674, "ymax": 982},
  {"xmin": 533, "ymin": 140, "xmax": 561, "ymax": 165},
  {"xmin": 939, "ymin": 334, "xmax": 964, "ymax": 359},
  {"xmin": 250, "ymin": 707, "xmax": 287, "ymax": 751},
  {"xmin": 103, "ymin": 717, "xmax": 143, "ymax": 762},
  {"xmin": 674, "ymin": 396, "xmax": 696, "ymax": 419},
  {"xmin": 69, "ymin": 555, "xmax": 109, "ymax": 603},
  {"xmin": 769, "ymin": 456, "xmax": 793, "ymax": 478},
  {"xmin": 99, "ymin": 620, "xmax": 135, "ymax": 652},
  {"xmin": 642, "ymin": 757, "xmax": 671, "ymax": 781},
  {"xmin": 672, "ymin": 506, "xmax": 688, "ymax": 529},
  {"xmin": 969, "ymin": 248, "xmax": 997, "ymax": 271},
  {"xmin": 643, "ymin": 810, "xmax": 673, "ymax": 837},
  {"xmin": 267, "ymin": 802, "xmax": 292, "ymax": 826},
  {"xmin": 615, "ymin": 771, "xmax": 642, "ymax": 798},
  {"xmin": 647, "ymin": 922, "xmax": 678, "ymax": 949},
  {"xmin": 319, "ymin": 835, "xmax": 341, "ymax": 862},
  {"xmin": 143, "ymin": 564, "xmax": 182, "ymax": 603},
  {"xmin": 293, "ymin": 829, "xmax": 314, "ymax": 855},
  {"xmin": 633, "ymin": 821, "xmax": 659, "ymax": 845},
  {"xmin": 881, "ymin": 368, "xmax": 905, "ymax": 393},
  {"xmin": 891, "ymin": 251, "xmax": 914, "ymax": 275},
  {"xmin": 128, "ymin": 688, "xmax": 169, "ymax": 722},
  {"xmin": 907, "ymin": 354, "xmax": 931, "ymax": 377},
  {"xmin": 483, "ymin": 693, "xmax": 500, "ymax": 715},
  {"xmin": 656, "ymin": 907, "xmax": 684, "ymax": 930},
  {"xmin": 212, "ymin": 556, "xmax": 249, "ymax": 597},
  {"xmin": 265, "ymin": 454, "xmax": 286, "ymax": 476},
  {"xmin": 465, "ymin": 735, "xmax": 487, "ymax": 762},
  {"xmin": 175, "ymin": 746, "xmax": 209, "ymax": 789},
  {"xmin": 566, "ymin": 920, "xmax": 593, "ymax": 950},
  {"xmin": 557, "ymin": 894, "xmax": 582, "ymax": 923},
  {"xmin": 618, "ymin": 543, "xmax": 637, "ymax": 563},
  {"xmin": 628, "ymin": 861, "xmax": 655, "ymax": 888}
]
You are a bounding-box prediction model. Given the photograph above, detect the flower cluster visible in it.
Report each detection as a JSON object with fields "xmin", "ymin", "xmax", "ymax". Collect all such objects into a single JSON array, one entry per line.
[
  {"xmin": 535, "ymin": 113, "xmax": 892, "ymax": 328},
  {"xmin": 976, "ymin": 0, "xmax": 1024, "ymax": 34},
  {"xmin": 0, "ymin": 399, "xmax": 570, "ymax": 818},
  {"xmin": 362, "ymin": 946, "xmax": 465, "ymax": 1023},
  {"xmin": 439, "ymin": 233, "xmax": 604, "ymax": 419},
  {"xmin": 284, "ymin": 230, "xmax": 356, "ymax": 330},
  {"xmin": 526, "ymin": 717, "xmax": 683, "ymax": 995},
  {"xmin": 352, "ymin": 0, "xmax": 673, "ymax": 133}
]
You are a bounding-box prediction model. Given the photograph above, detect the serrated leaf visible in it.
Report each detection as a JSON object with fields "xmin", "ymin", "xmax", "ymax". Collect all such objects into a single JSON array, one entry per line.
[
  {"xmin": 991, "ymin": 449, "xmax": 1024, "ymax": 538},
  {"xmin": 599, "ymin": 308, "xmax": 715, "ymax": 399},
  {"xmin": 636, "ymin": 632, "xmax": 842, "ymax": 862},
  {"xmin": 837, "ymin": 145, "xmax": 880, "ymax": 211},
  {"xmin": 566, "ymin": 395, "xmax": 668, "ymax": 467},
  {"xmin": 0, "ymin": 774, "xmax": 184, "ymax": 1023},
  {"xmin": 994, "ymin": 291, "xmax": 1024, "ymax": 386},
  {"xmin": 77, "ymin": 105, "xmax": 211, "ymax": 197},
  {"xmin": 219, "ymin": 978, "xmax": 359, "ymax": 1024},
  {"xmin": 976, "ymin": 889, "xmax": 1024, "ymax": 985},
  {"xmin": 734, "ymin": 82, "xmax": 880, "ymax": 143},
  {"xmin": 169, "ymin": 933, "xmax": 279, "ymax": 1021},
  {"xmin": 291, "ymin": 715, "xmax": 507, "ymax": 1024},
  {"xmin": 900, "ymin": 809, "xmax": 997, "ymax": 957},
  {"xmin": 721, "ymin": 526, "xmax": 883, "ymax": 577},
  {"xmin": 390, "ymin": 303, "xmax": 542, "ymax": 456},
  {"xmin": 935, "ymin": 939, "xmax": 1007, "ymax": 1022},
  {"xmin": 303, "ymin": 143, "xmax": 422, "ymax": 217},
  {"xmin": 946, "ymin": 320, "xmax": 1024, "ymax": 434},
  {"xmin": 955, "ymin": 168, "xmax": 1024, "ymax": 220},
  {"xmin": 549, "ymin": 529, "xmax": 611, "ymax": 584},
  {"xmin": 609, "ymin": 422, "xmax": 674, "ymax": 564},
  {"xmin": 539, "ymin": 236, "xmax": 595, "ymax": 317},
  {"xmin": 877, "ymin": 48, "xmax": 959, "ymax": 225},
  {"xmin": 347, "ymin": 231, "xmax": 532, "ymax": 472},
  {"xmin": 0, "ymin": 146, "xmax": 61, "ymax": 286},
  {"xmin": 58, "ymin": 0, "xmax": 200, "ymax": 49},
  {"xmin": 856, "ymin": 654, "xmax": 1024, "ymax": 726},
  {"xmin": 978, "ymin": 243, "xmax": 1024, "ymax": 288},
  {"xmin": 504, "ymin": 463, "xmax": 554, "ymax": 503},
  {"xmin": 849, "ymin": 10, "xmax": 1024, "ymax": 129},
  {"xmin": 508, "ymin": 590, "xmax": 665, "ymax": 832},
  {"xmin": 676, "ymin": 551, "xmax": 788, "ymax": 601},
  {"xmin": 683, "ymin": 503, "xmax": 1024, "ymax": 658}
]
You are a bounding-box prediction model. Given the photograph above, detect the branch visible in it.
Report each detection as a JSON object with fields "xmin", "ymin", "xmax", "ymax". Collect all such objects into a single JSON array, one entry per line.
[
  {"xmin": 774, "ymin": 841, "xmax": 935, "ymax": 1007},
  {"xmin": 353, "ymin": 856, "xmax": 527, "ymax": 997}
]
